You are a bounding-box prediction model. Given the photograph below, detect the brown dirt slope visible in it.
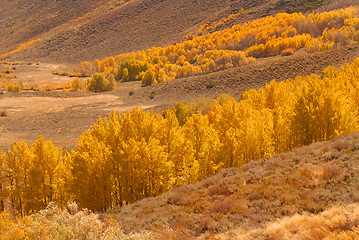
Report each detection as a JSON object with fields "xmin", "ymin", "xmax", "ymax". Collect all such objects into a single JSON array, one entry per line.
[
  {"xmin": 1, "ymin": 0, "xmax": 356, "ymax": 64},
  {"xmin": 106, "ymin": 132, "xmax": 359, "ymax": 239}
]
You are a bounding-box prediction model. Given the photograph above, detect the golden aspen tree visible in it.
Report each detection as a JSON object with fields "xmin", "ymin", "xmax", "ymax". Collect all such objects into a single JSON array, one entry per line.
[
  {"xmin": 121, "ymin": 68, "xmax": 129, "ymax": 82},
  {"xmin": 182, "ymin": 113, "xmax": 222, "ymax": 179},
  {"xmin": 161, "ymin": 109, "xmax": 199, "ymax": 185},
  {"xmin": 54, "ymin": 152, "xmax": 72, "ymax": 208},
  {"xmin": 263, "ymin": 80, "xmax": 296, "ymax": 153},
  {"xmin": 170, "ymin": 130, "xmax": 200, "ymax": 185},
  {"xmin": 209, "ymin": 98, "xmax": 241, "ymax": 167},
  {"xmin": 122, "ymin": 138, "xmax": 172, "ymax": 201},
  {"xmin": 95, "ymin": 59, "xmax": 101, "ymax": 72},
  {"xmin": 87, "ymin": 73, "xmax": 114, "ymax": 92},
  {"xmin": 141, "ymin": 68, "xmax": 157, "ymax": 86},
  {"xmin": 111, "ymin": 124, "xmax": 171, "ymax": 203},
  {"xmin": 70, "ymin": 131, "xmax": 113, "ymax": 211},
  {"xmin": 75, "ymin": 61, "xmax": 94, "ymax": 77},
  {"xmin": 26, "ymin": 135, "xmax": 64, "ymax": 213},
  {"xmin": 0, "ymin": 151, "xmax": 6, "ymax": 212},
  {"xmin": 158, "ymin": 69, "xmax": 169, "ymax": 83},
  {"xmin": 6, "ymin": 141, "xmax": 32, "ymax": 216}
]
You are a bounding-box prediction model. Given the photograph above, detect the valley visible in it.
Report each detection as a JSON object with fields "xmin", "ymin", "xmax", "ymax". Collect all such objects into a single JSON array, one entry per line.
[{"xmin": 1, "ymin": 0, "xmax": 359, "ymax": 239}]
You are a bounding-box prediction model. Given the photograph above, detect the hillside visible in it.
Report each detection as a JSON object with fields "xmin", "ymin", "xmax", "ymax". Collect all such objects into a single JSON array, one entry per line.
[
  {"xmin": 2, "ymin": 132, "xmax": 359, "ymax": 239},
  {"xmin": 1, "ymin": 0, "xmax": 357, "ymax": 63},
  {"xmin": 2, "ymin": 2, "xmax": 359, "ymax": 239},
  {"xmin": 106, "ymin": 132, "xmax": 359, "ymax": 239}
]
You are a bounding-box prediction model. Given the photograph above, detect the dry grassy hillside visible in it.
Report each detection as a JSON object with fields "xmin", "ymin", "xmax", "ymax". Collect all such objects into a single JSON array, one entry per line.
[
  {"xmin": 106, "ymin": 132, "xmax": 359, "ymax": 239},
  {"xmin": 2, "ymin": 132, "xmax": 358, "ymax": 239},
  {"xmin": 1, "ymin": 0, "xmax": 356, "ymax": 63}
]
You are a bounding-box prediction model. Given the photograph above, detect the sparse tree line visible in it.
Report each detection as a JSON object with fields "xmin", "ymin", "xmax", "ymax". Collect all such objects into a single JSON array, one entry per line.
[
  {"xmin": 70, "ymin": 7, "xmax": 359, "ymax": 87},
  {"xmin": 2, "ymin": 56, "xmax": 359, "ymax": 215}
]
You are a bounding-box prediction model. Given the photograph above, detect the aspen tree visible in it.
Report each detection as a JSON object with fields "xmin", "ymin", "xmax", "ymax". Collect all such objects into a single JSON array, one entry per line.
[{"xmin": 26, "ymin": 135, "xmax": 63, "ymax": 213}]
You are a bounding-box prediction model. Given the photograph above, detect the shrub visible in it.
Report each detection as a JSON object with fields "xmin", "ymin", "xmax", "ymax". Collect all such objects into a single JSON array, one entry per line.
[
  {"xmin": 332, "ymin": 140, "xmax": 350, "ymax": 151},
  {"xmin": 266, "ymin": 204, "xmax": 359, "ymax": 240},
  {"xmin": 6, "ymin": 83, "xmax": 22, "ymax": 93},
  {"xmin": 71, "ymin": 77, "xmax": 86, "ymax": 91},
  {"xmin": 206, "ymin": 83, "xmax": 215, "ymax": 89},
  {"xmin": 209, "ymin": 197, "xmax": 235, "ymax": 213},
  {"xmin": 168, "ymin": 193, "xmax": 190, "ymax": 206},
  {"xmin": 169, "ymin": 216, "xmax": 192, "ymax": 229},
  {"xmin": 0, "ymin": 203, "xmax": 156, "ymax": 239},
  {"xmin": 281, "ymin": 48, "xmax": 295, "ymax": 56},
  {"xmin": 87, "ymin": 73, "xmax": 115, "ymax": 92},
  {"xmin": 141, "ymin": 68, "xmax": 157, "ymax": 86},
  {"xmin": 1, "ymin": 66, "xmax": 13, "ymax": 74},
  {"xmin": 322, "ymin": 165, "xmax": 343, "ymax": 180},
  {"xmin": 149, "ymin": 90, "xmax": 156, "ymax": 99},
  {"xmin": 248, "ymin": 190, "xmax": 264, "ymax": 201},
  {"xmin": 207, "ymin": 184, "xmax": 230, "ymax": 196}
]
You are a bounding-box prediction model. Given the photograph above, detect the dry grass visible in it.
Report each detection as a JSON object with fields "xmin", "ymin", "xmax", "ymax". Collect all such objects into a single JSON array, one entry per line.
[
  {"xmin": 207, "ymin": 184, "xmax": 230, "ymax": 196},
  {"xmin": 265, "ymin": 204, "xmax": 359, "ymax": 240},
  {"xmin": 209, "ymin": 197, "xmax": 236, "ymax": 214},
  {"xmin": 332, "ymin": 140, "xmax": 350, "ymax": 151},
  {"xmin": 217, "ymin": 203, "xmax": 359, "ymax": 240},
  {"xmin": 106, "ymin": 132, "xmax": 359, "ymax": 239},
  {"xmin": 321, "ymin": 165, "xmax": 343, "ymax": 180},
  {"xmin": 4, "ymin": 202, "xmax": 359, "ymax": 239}
]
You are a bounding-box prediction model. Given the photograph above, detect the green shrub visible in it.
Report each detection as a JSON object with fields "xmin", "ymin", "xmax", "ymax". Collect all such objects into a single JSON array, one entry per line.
[{"xmin": 87, "ymin": 73, "xmax": 115, "ymax": 92}]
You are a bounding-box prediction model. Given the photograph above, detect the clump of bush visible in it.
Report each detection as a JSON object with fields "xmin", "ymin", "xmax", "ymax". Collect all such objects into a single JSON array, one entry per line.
[
  {"xmin": 6, "ymin": 83, "xmax": 22, "ymax": 93},
  {"xmin": 0, "ymin": 202, "xmax": 153, "ymax": 239},
  {"xmin": 87, "ymin": 73, "xmax": 116, "ymax": 92},
  {"xmin": 71, "ymin": 77, "xmax": 86, "ymax": 91},
  {"xmin": 1, "ymin": 66, "xmax": 14, "ymax": 74},
  {"xmin": 281, "ymin": 48, "xmax": 295, "ymax": 56}
]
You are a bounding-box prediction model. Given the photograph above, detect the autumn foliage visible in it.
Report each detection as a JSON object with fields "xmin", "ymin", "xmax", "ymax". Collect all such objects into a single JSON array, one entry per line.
[
  {"xmin": 0, "ymin": 39, "xmax": 42, "ymax": 60},
  {"xmin": 2, "ymin": 54, "xmax": 359, "ymax": 214},
  {"xmin": 77, "ymin": 7, "xmax": 359, "ymax": 86}
]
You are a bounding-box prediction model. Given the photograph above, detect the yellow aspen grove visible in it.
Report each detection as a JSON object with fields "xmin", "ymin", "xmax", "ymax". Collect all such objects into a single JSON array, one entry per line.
[
  {"xmin": 71, "ymin": 108, "xmax": 175, "ymax": 208},
  {"xmin": 70, "ymin": 131, "xmax": 113, "ymax": 211},
  {"xmin": 4, "ymin": 57, "xmax": 359, "ymax": 213},
  {"xmin": 182, "ymin": 113, "xmax": 222, "ymax": 179},
  {"xmin": 163, "ymin": 110, "xmax": 200, "ymax": 185},
  {"xmin": 73, "ymin": 7, "xmax": 359, "ymax": 86}
]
